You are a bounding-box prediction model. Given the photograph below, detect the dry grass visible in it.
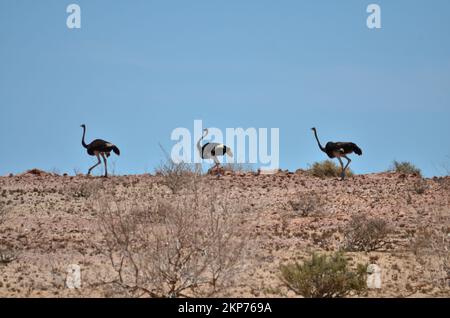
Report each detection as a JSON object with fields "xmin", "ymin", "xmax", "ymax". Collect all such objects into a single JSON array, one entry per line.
[
  {"xmin": 307, "ymin": 160, "xmax": 353, "ymax": 178},
  {"xmin": 390, "ymin": 161, "xmax": 422, "ymax": 177}
]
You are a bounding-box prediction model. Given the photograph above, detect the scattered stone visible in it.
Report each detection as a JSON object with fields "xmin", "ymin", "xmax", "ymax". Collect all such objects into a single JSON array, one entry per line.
[
  {"xmin": 367, "ymin": 264, "xmax": 382, "ymax": 289},
  {"xmin": 66, "ymin": 264, "xmax": 81, "ymax": 289}
]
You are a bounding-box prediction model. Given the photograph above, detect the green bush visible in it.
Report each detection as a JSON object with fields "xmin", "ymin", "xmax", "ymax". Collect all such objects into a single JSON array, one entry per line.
[
  {"xmin": 390, "ymin": 161, "xmax": 421, "ymax": 176},
  {"xmin": 280, "ymin": 252, "xmax": 366, "ymax": 298},
  {"xmin": 308, "ymin": 160, "xmax": 353, "ymax": 178}
]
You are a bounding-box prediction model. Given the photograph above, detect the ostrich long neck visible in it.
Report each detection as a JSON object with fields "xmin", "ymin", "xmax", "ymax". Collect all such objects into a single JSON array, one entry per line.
[
  {"xmin": 313, "ymin": 130, "xmax": 326, "ymax": 152},
  {"xmin": 197, "ymin": 130, "xmax": 207, "ymax": 153},
  {"xmin": 81, "ymin": 126, "xmax": 88, "ymax": 148}
]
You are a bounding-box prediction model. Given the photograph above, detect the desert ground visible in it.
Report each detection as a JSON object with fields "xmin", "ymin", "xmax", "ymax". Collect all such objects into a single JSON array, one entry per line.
[{"xmin": 0, "ymin": 168, "xmax": 449, "ymax": 298}]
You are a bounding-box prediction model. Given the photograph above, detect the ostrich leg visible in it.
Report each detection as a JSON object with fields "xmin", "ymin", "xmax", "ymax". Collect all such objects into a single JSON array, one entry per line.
[
  {"xmin": 88, "ymin": 155, "xmax": 101, "ymax": 176},
  {"xmin": 213, "ymin": 156, "xmax": 221, "ymax": 176},
  {"xmin": 101, "ymin": 153, "xmax": 108, "ymax": 177},
  {"xmin": 343, "ymin": 155, "xmax": 352, "ymax": 178},
  {"xmin": 337, "ymin": 157, "xmax": 345, "ymax": 180}
]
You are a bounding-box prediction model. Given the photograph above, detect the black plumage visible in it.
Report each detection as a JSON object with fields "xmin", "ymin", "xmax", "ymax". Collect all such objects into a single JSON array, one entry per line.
[
  {"xmin": 81, "ymin": 124, "xmax": 120, "ymax": 177},
  {"xmin": 311, "ymin": 127, "xmax": 362, "ymax": 180},
  {"xmin": 85, "ymin": 139, "xmax": 120, "ymax": 157},
  {"xmin": 323, "ymin": 141, "xmax": 362, "ymax": 159},
  {"xmin": 197, "ymin": 128, "xmax": 233, "ymax": 174},
  {"xmin": 201, "ymin": 143, "xmax": 229, "ymax": 158}
]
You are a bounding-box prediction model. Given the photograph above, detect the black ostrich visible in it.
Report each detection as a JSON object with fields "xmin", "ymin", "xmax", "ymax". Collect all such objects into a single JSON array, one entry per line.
[
  {"xmin": 80, "ymin": 124, "xmax": 120, "ymax": 177},
  {"xmin": 311, "ymin": 127, "xmax": 362, "ymax": 180},
  {"xmin": 197, "ymin": 128, "xmax": 233, "ymax": 174}
]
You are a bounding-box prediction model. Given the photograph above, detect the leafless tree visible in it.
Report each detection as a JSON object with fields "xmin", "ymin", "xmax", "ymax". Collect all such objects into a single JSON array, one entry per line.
[{"xmin": 94, "ymin": 188, "xmax": 248, "ymax": 297}]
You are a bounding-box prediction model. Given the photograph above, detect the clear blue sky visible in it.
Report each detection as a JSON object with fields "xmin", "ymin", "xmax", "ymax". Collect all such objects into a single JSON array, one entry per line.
[{"xmin": 1, "ymin": 0, "xmax": 449, "ymax": 176}]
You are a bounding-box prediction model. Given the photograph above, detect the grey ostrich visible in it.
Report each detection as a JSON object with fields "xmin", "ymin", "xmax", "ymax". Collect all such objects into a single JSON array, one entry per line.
[
  {"xmin": 197, "ymin": 128, "xmax": 233, "ymax": 174},
  {"xmin": 81, "ymin": 124, "xmax": 120, "ymax": 177},
  {"xmin": 311, "ymin": 127, "xmax": 362, "ymax": 180}
]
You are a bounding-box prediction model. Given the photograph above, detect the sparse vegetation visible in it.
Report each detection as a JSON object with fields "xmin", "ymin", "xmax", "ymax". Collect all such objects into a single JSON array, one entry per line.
[
  {"xmin": 409, "ymin": 208, "xmax": 450, "ymax": 288},
  {"xmin": 390, "ymin": 161, "xmax": 422, "ymax": 176},
  {"xmin": 78, "ymin": 181, "xmax": 103, "ymax": 198},
  {"xmin": 154, "ymin": 160, "xmax": 201, "ymax": 194},
  {"xmin": 155, "ymin": 144, "xmax": 202, "ymax": 194},
  {"xmin": 288, "ymin": 192, "xmax": 325, "ymax": 217},
  {"xmin": 0, "ymin": 249, "xmax": 16, "ymax": 266},
  {"xmin": 24, "ymin": 169, "xmax": 50, "ymax": 176},
  {"xmin": 1, "ymin": 163, "xmax": 449, "ymax": 297},
  {"xmin": 95, "ymin": 185, "xmax": 248, "ymax": 297},
  {"xmin": 65, "ymin": 180, "xmax": 103, "ymax": 199},
  {"xmin": 343, "ymin": 214, "xmax": 391, "ymax": 252},
  {"xmin": 280, "ymin": 252, "xmax": 367, "ymax": 298},
  {"xmin": 0, "ymin": 207, "xmax": 16, "ymax": 266},
  {"xmin": 411, "ymin": 179, "xmax": 428, "ymax": 194},
  {"xmin": 308, "ymin": 160, "xmax": 353, "ymax": 178}
]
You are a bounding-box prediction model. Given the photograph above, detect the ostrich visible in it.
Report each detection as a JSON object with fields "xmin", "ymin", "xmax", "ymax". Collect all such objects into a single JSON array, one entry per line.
[
  {"xmin": 80, "ymin": 124, "xmax": 120, "ymax": 177},
  {"xmin": 311, "ymin": 127, "xmax": 362, "ymax": 180},
  {"xmin": 197, "ymin": 128, "xmax": 233, "ymax": 174}
]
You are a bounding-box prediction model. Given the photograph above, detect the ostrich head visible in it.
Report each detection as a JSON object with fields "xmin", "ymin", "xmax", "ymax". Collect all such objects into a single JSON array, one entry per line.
[
  {"xmin": 203, "ymin": 128, "xmax": 209, "ymax": 137},
  {"xmin": 80, "ymin": 124, "xmax": 86, "ymax": 129},
  {"xmin": 311, "ymin": 127, "xmax": 316, "ymax": 132}
]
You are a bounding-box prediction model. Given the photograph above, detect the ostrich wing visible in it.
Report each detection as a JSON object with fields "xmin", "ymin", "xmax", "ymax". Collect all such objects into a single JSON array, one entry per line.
[
  {"xmin": 334, "ymin": 142, "xmax": 363, "ymax": 155},
  {"xmin": 202, "ymin": 143, "xmax": 227, "ymax": 157},
  {"xmin": 87, "ymin": 139, "xmax": 116, "ymax": 152}
]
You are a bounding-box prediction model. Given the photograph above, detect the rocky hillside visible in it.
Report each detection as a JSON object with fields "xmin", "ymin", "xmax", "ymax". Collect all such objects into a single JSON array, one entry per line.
[{"xmin": 0, "ymin": 169, "xmax": 449, "ymax": 297}]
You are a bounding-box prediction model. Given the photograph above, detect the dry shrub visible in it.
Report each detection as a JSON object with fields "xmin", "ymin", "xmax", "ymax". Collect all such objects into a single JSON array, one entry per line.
[
  {"xmin": 411, "ymin": 179, "xmax": 428, "ymax": 195},
  {"xmin": 288, "ymin": 192, "xmax": 326, "ymax": 217},
  {"xmin": 308, "ymin": 160, "xmax": 353, "ymax": 178},
  {"xmin": 94, "ymin": 190, "xmax": 248, "ymax": 297},
  {"xmin": 0, "ymin": 249, "xmax": 16, "ymax": 266},
  {"xmin": 390, "ymin": 161, "xmax": 422, "ymax": 177},
  {"xmin": 343, "ymin": 214, "xmax": 391, "ymax": 252},
  {"xmin": 280, "ymin": 252, "xmax": 367, "ymax": 298},
  {"xmin": 155, "ymin": 160, "xmax": 201, "ymax": 194},
  {"xmin": 23, "ymin": 168, "xmax": 49, "ymax": 176}
]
